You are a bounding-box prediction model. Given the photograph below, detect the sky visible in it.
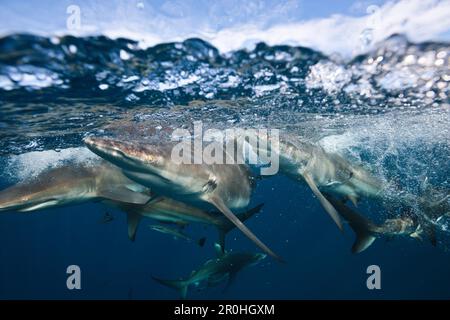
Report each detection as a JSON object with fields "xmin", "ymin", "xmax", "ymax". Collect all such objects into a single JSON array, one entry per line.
[{"xmin": 0, "ymin": 0, "xmax": 449, "ymax": 57}]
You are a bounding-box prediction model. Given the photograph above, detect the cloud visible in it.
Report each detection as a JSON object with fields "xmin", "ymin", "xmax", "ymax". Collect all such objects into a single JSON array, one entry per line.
[
  {"xmin": 85, "ymin": 0, "xmax": 450, "ymax": 57},
  {"xmin": 204, "ymin": 0, "xmax": 450, "ymax": 56},
  {"xmin": 0, "ymin": 0, "xmax": 449, "ymax": 58}
]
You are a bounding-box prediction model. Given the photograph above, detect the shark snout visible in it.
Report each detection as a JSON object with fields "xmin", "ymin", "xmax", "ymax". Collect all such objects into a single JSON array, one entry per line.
[
  {"xmin": 84, "ymin": 136, "xmax": 163, "ymax": 173},
  {"xmin": 84, "ymin": 137, "xmax": 125, "ymax": 155},
  {"xmin": 84, "ymin": 136, "xmax": 138, "ymax": 168}
]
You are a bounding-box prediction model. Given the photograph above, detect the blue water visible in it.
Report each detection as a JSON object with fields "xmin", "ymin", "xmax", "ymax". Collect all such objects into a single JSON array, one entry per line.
[{"xmin": 0, "ymin": 34, "xmax": 449, "ymax": 299}]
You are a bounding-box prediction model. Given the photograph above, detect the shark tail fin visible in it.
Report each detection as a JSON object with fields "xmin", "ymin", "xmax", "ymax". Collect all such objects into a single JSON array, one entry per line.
[
  {"xmin": 325, "ymin": 195, "xmax": 377, "ymax": 253},
  {"xmin": 151, "ymin": 276, "xmax": 189, "ymax": 299},
  {"xmin": 351, "ymin": 222, "xmax": 377, "ymax": 254},
  {"xmin": 216, "ymin": 203, "xmax": 264, "ymax": 251},
  {"xmin": 197, "ymin": 237, "xmax": 206, "ymax": 247}
]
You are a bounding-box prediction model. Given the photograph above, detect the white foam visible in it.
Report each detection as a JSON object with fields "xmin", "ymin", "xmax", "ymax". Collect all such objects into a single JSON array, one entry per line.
[
  {"xmin": 318, "ymin": 107, "xmax": 450, "ymax": 171},
  {"xmin": 306, "ymin": 61, "xmax": 352, "ymax": 93},
  {"xmin": 319, "ymin": 131, "xmax": 358, "ymax": 154},
  {"xmin": 5, "ymin": 147, "xmax": 102, "ymax": 182}
]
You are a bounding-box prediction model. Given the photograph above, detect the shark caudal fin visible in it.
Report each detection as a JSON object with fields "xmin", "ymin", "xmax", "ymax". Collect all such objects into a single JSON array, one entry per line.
[
  {"xmin": 325, "ymin": 195, "xmax": 377, "ymax": 253},
  {"xmin": 151, "ymin": 276, "xmax": 189, "ymax": 299},
  {"xmin": 215, "ymin": 203, "xmax": 264, "ymax": 251}
]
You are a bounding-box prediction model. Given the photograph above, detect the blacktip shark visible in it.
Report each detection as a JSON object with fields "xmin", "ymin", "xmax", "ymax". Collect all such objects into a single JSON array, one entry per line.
[
  {"xmin": 152, "ymin": 243, "xmax": 266, "ymax": 299},
  {"xmin": 0, "ymin": 162, "xmax": 152, "ymax": 213},
  {"xmin": 116, "ymin": 198, "xmax": 264, "ymax": 250},
  {"xmin": 84, "ymin": 136, "xmax": 282, "ymax": 261},
  {"xmin": 148, "ymin": 224, "xmax": 207, "ymax": 247},
  {"xmin": 242, "ymin": 132, "xmax": 385, "ymax": 232},
  {"xmin": 0, "ymin": 156, "xmax": 263, "ymax": 249}
]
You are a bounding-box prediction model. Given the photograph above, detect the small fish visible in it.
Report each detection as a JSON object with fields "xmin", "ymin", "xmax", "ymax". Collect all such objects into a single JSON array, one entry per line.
[
  {"xmin": 149, "ymin": 224, "xmax": 206, "ymax": 247},
  {"xmin": 100, "ymin": 211, "xmax": 114, "ymax": 224}
]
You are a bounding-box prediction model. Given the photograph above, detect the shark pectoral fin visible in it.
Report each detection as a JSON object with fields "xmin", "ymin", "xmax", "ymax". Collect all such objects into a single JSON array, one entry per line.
[
  {"xmin": 215, "ymin": 203, "xmax": 265, "ymax": 251},
  {"xmin": 126, "ymin": 211, "xmax": 142, "ymax": 241},
  {"xmin": 347, "ymin": 195, "xmax": 359, "ymax": 207},
  {"xmin": 303, "ymin": 173, "xmax": 344, "ymax": 232},
  {"xmin": 98, "ymin": 187, "xmax": 151, "ymax": 205},
  {"xmin": 209, "ymin": 196, "xmax": 284, "ymax": 262}
]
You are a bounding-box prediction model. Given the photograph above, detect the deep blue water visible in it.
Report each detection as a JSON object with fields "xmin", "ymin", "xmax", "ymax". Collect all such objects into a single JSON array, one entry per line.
[
  {"xmin": 1, "ymin": 175, "xmax": 450, "ymax": 299},
  {"xmin": 0, "ymin": 34, "xmax": 449, "ymax": 299}
]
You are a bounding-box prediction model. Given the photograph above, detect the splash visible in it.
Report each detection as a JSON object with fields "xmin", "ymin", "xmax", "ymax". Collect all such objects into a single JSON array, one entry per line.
[{"xmin": 4, "ymin": 147, "xmax": 102, "ymax": 182}]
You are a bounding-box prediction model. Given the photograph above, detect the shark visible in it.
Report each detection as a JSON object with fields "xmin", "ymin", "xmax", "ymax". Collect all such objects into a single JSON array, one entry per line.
[
  {"xmin": 84, "ymin": 136, "xmax": 282, "ymax": 261},
  {"xmin": 115, "ymin": 198, "xmax": 264, "ymax": 250},
  {"xmin": 0, "ymin": 161, "xmax": 152, "ymax": 213},
  {"xmin": 152, "ymin": 243, "xmax": 266, "ymax": 299},
  {"xmin": 0, "ymin": 157, "xmax": 264, "ymax": 249},
  {"xmin": 148, "ymin": 224, "xmax": 207, "ymax": 247},
  {"xmin": 324, "ymin": 194, "xmax": 429, "ymax": 253},
  {"xmin": 241, "ymin": 132, "xmax": 386, "ymax": 232}
]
